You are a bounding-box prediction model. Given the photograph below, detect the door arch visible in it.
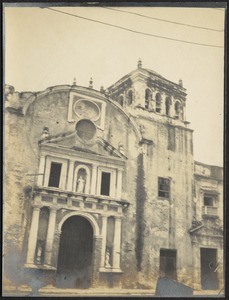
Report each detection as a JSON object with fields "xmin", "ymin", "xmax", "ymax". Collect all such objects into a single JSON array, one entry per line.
[{"xmin": 56, "ymin": 216, "xmax": 94, "ymax": 288}]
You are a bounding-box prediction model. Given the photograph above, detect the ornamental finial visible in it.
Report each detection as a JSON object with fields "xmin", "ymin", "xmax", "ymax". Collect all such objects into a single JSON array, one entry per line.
[{"xmin": 89, "ymin": 77, "xmax": 93, "ymax": 89}]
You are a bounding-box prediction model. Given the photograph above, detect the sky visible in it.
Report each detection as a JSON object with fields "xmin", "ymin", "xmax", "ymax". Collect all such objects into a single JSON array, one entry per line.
[{"xmin": 4, "ymin": 5, "xmax": 225, "ymax": 166}]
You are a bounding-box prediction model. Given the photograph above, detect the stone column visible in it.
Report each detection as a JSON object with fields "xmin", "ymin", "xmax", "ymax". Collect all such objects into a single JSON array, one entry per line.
[
  {"xmin": 67, "ymin": 160, "xmax": 75, "ymax": 191},
  {"xmin": 100, "ymin": 216, "xmax": 107, "ymax": 267},
  {"xmin": 160, "ymin": 94, "xmax": 166, "ymax": 115},
  {"xmin": 37, "ymin": 155, "xmax": 45, "ymax": 186},
  {"xmin": 91, "ymin": 236, "xmax": 103, "ymax": 287},
  {"xmin": 192, "ymin": 238, "xmax": 200, "ymax": 290},
  {"xmin": 90, "ymin": 165, "xmax": 97, "ymax": 195},
  {"xmin": 116, "ymin": 169, "xmax": 122, "ymax": 199},
  {"xmin": 170, "ymin": 96, "xmax": 175, "ymax": 118},
  {"xmin": 44, "ymin": 207, "xmax": 57, "ymax": 265},
  {"xmin": 182, "ymin": 101, "xmax": 186, "ymax": 121},
  {"xmin": 113, "ymin": 217, "xmax": 122, "ymax": 269},
  {"xmin": 52, "ymin": 229, "xmax": 62, "ymax": 268},
  {"xmin": 26, "ymin": 206, "xmax": 41, "ymax": 264}
]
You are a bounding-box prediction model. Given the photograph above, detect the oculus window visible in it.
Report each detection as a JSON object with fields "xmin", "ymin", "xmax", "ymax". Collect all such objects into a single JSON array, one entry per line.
[{"xmin": 76, "ymin": 119, "xmax": 96, "ymax": 141}]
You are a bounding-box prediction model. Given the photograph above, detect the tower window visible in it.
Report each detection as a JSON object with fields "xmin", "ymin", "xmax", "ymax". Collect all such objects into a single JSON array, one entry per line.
[
  {"xmin": 175, "ymin": 101, "xmax": 181, "ymax": 119},
  {"xmin": 158, "ymin": 177, "xmax": 170, "ymax": 198},
  {"xmin": 100, "ymin": 172, "xmax": 111, "ymax": 196},
  {"xmin": 48, "ymin": 162, "xmax": 62, "ymax": 188},
  {"xmin": 127, "ymin": 90, "xmax": 133, "ymax": 105},
  {"xmin": 156, "ymin": 93, "xmax": 162, "ymax": 113},
  {"xmin": 145, "ymin": 89, "xmax": 152, "ymax": 109},
  {"xmin": 165, "ymin": 97, "xmax": 171, "ymax": 116}
]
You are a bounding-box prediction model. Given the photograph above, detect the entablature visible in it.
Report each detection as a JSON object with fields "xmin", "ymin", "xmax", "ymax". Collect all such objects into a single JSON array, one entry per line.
[{"xmin": 33, "ymin": 186, "xmax": 129, "ymax": 216}]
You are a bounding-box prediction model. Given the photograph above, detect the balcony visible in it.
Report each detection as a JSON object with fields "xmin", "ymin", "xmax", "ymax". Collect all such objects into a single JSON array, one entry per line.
[
  {"xmin": 32, "ymin": 186, "xmax": 129, "ymax": 214},
  {"xmin": 202, "ymin": 206, "xmax": 218, "ymax": 217}
]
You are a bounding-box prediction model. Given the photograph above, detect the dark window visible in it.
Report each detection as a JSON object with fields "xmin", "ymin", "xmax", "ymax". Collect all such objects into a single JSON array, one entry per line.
[
  {"xmin": 160, "ymin": 249, "xmax": 177, "ymax": 280},
  {"xmin": 145, "ymin": 89, "xmax": 151, "ymax": 109},
  {"xmin": 48, "ymin": 162, "xmax": 62, "ymax": 188},
  {"xmin": 175, "ymin": 101, "xmax": 181, "ymax": 118},
  {"xmin": 127, "ymin": 90, "xmax": 133, "ymax": 105},
  {"xmin": 158, "ymin": 177, "xmax": 170, "ymax": 198},
  {"xmin": 204, "ymin": 195, "xmax": 214, "ymax": 206},
  {"xmin": 156, "ymin": 93, "xmax": 161, "ymax": 113},
  {"xmin": 100, "ymin": 172, "xmax": 111, "ymax": 196},
  {"xmin": 165, "ymin": 97, "xmax": 171, "ymax": 116}
]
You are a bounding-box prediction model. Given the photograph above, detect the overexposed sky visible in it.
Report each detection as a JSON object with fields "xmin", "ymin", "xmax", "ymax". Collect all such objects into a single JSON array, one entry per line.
[{"xmin": 4, "ymin": 5, "xmax": 225, "ymax": 166}]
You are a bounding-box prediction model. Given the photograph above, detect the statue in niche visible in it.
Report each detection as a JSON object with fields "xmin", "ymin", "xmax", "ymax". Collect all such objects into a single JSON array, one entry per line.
[
  {"xmin": 105, "ymin": 249, "xmax": 111, "ymax": 268},
  {"xmin": 76, "ymin": 175, "xmax": 86, "ymax": 193},
  {"xmin": 37, "ymin": 245, "xmax": 42, "ymax": 264}
]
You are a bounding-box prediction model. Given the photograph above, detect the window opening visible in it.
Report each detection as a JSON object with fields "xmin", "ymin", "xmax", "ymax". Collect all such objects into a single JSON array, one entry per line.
[
  {"xmin": 156, "ymin": 93, "xmax": 162, "ymax": 113},
  {"xmin": 160, "ymin": 249, "xmax": 177, "ymax": 280},
  {"xmin": 165, "ymin": 97, "xmax": 171, "ymax": 116},
  {"xmin": 100, "ymin": 172, "xmax": 111, "ymax": 196},
  {"xmin": 175, "ymin": 101, "xmax": 181, "ymax": 119},
  {"xmin": 127, "ymin": 90, "xmax": 133, "ymax": 105},
  {"xmin": 158, "ymin": 177, "xmax": 170, "ymax": 198},
  {"xmin": 48, "ymin": 162, "xmax": 62, "ymax": 188},
  {"xmin": 145, "ymin": 89, "xmax": 152, "ymax": 109},
  {"xmin": 204, "ymin": 195, "xmax": 214, "ymax": 206}
]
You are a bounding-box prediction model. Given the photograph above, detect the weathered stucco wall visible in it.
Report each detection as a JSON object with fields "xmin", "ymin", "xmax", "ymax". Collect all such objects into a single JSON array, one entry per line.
[{"xmin": 4, "ymin": 79, "xmax": 223, "ymax": 292}]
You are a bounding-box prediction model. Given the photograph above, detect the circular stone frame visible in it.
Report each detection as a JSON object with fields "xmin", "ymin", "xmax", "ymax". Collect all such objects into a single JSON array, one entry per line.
[
  {"xmin": 75, "ymin": 119, "xmax": 97, "ymax": 143},
  {"xmin": 73, "ymin": 99, "xmax": 101, "ymax": 122}
]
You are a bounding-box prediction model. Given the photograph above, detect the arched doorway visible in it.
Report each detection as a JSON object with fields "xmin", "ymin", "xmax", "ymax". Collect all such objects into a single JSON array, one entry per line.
[{"xmin": 56, "ymin": 216, "xmax": 93, "ymax": 288}]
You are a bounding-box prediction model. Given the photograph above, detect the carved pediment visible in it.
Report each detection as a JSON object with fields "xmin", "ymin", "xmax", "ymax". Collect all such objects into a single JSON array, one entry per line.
[
  {"xmin": 189, "ymin": 222, "xmax": 223, "ymax": 238},
  {"xmin": 39, "ymin": 131, "xmax": 127, "ymax": 160}
]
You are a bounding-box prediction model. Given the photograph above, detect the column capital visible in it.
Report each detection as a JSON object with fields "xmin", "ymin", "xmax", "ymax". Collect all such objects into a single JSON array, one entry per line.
[
  {"xmin": 114, "ymin": 216, "xmax": 123, "ymax": 221},
  {"xmin": 32, "ymin": 204, "xmax": 42, "ymax": 210},
  {"xmin": 93, "ymin": 235, "xmax": 103, "ymax": 240},
  {"xmin": 49, "ymin": 206, "xmax": 58, "ymax": 213}
]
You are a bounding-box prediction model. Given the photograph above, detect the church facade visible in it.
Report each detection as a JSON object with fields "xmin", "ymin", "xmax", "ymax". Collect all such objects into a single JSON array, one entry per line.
[{"xmin": 4, "ymin": 61, "xmax": 224, "ymax": 292}]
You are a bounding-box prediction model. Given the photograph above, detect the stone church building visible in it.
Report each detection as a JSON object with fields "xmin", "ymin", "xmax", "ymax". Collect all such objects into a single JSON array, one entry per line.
[{"xmin": 4, "ymin": 60, "xmax": 224, "ymax": 292}]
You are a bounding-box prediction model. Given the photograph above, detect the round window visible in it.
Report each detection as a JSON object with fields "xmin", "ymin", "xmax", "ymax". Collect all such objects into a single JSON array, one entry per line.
[{"xmin": 75, "ymin": 119, "xmax": 96, "ymax": 141}]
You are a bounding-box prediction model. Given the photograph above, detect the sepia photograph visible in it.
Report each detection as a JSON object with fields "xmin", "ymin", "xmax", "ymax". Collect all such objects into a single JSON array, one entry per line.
[{"xmin": 3, "ymin": 2, "xmax": 225, "ymax": 297}]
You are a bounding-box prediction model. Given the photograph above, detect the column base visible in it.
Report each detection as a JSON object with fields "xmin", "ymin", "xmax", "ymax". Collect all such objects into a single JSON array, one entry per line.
[{"xmin": 24, "ymin": 263, "xmax": 56, "ymax": 270}]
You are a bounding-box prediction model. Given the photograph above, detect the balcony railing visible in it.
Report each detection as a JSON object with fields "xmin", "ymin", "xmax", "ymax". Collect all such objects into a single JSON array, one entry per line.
[
  {"xmin": 202, "ymin": 205, "xmax": 218, "ymax": 217},
  {"xmin": 32, "ymin": 186, "xmax": 129, "ymax": 213}
]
